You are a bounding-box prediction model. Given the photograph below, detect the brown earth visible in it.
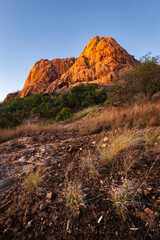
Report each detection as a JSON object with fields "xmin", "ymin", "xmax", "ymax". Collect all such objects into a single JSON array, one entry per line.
[{"xmin": 0, "ymin": 111, "xmax": 159, "ymax": 239}]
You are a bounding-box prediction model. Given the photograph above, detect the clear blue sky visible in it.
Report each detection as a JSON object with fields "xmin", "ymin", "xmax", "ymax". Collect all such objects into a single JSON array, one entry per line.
[{"xmin": 0, "ymin": 0, "xmax": 160, "ymax": 101}]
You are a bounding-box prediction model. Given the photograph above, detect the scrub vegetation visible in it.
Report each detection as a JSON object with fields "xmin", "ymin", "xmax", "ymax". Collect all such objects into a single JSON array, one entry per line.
[{"xmin": 0, "ymin": 84, "xmax": 108, "ymax": 128}]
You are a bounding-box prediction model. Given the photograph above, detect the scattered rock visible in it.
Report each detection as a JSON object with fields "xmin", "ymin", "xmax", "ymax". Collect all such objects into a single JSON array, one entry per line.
[
  {"xmin": 101, "ymin": 144, "xmax": 106, "ymax": 148},
  {"xmin": 103, "ymin": 137, "xmax": 109, "ymax": 142},
  {"xmin": 115, "ymin": 231, "xmax": 118, "ymax": 236},
  {"xmin": 20, "ymin": 157, "xmax": 26, "ymax": 163},
  {"xmin": 39, "ymin": 204, "xmax": 46, "ymax": 211},
  {"xmin": 144, "ymin": 208, "xmax": 154, "ymax": 214},
  {"xmin": 41, "ymin": 148, "xmax": 47, "ymax": 154},
  {"xmin": 143, "ymin": 189, "xmax": 149, "ymax": 196},
  {"xmin": 27, "ymin": 220, "xmax": 34, "ymax": 228},
  {"xmin": 46, "ymin": 192, "xmax": 53, "ymax": 200}
]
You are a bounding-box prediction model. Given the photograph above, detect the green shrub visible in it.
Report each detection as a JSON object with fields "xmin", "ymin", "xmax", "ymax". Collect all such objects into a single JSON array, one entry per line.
[
  {"xmin": 67, "ymin": 84, "xmax": 108, "ymax": 110},
  {"xmin": 55, "ymin": 107, "xmax": 73, "ymax": 122},
  {"xmin": 0, "ymin": 84, "xmax": 108, "ymax": 128},
  {"xmin": 135, "ymin": 54, "xmax": 160, "ymax": 97},
  {"xmin": 113, "ymin": 54, "xmax": 160, "ymax": 102}
]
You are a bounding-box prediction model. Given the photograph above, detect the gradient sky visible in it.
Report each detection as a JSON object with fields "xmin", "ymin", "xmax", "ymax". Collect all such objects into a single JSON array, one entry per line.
[{"xmin": 0, "ymin": 0, "xmax": 160, "ymax": 101}]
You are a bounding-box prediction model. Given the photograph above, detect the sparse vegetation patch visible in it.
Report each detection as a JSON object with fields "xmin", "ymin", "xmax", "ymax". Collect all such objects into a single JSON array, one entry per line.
[{"xmin": 64, "ymin": 181, "xmax": 86, "ymax": 214}]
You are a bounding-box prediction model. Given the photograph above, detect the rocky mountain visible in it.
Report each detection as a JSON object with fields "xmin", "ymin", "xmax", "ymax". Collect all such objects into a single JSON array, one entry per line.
[
  {"xmin": 5, "ymin": 58, "xmax": 75, "ymax": 101},
  {"xmin": 46, "ymin": 36, "xmax": 138, "ymax": 93},
  {"xmin": 18, "ymin": 58, "xmax": 75, "ymax": 98},
  {"xmin": 5, "ymin": 36, "xmax": 138, "ymax": 101}
]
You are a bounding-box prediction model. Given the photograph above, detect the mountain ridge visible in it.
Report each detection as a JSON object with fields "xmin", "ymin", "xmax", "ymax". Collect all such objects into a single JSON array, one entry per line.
[{"xmin": 5, "ymin": 36, "xmax": 139, "ymax": 101}]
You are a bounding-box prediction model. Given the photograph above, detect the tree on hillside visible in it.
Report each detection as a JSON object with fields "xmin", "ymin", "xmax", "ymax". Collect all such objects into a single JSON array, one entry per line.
[
  {"xmin": 136, "ymin": 54, "xmax": 160, "ymax": 97},
  {"xmin": 113, "ymin": 53, "xmax": 160, "ymax": 101}
]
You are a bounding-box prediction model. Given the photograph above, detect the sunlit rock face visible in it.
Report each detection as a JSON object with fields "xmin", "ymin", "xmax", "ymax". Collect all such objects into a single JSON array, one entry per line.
[
  {"xmin": 18, "ymin": 58, "xmax": 75, "ymax": 98},
  {"xmin": 5, "ymin": 36, "xmax": 138, "ymax": 100},
  {"xmin": 5, "ymin": 92, "xmax": 19, "ymax": 102},
  {"xmin": 46, "ymin": 36, "xmax": 138, "ymax": 92}
]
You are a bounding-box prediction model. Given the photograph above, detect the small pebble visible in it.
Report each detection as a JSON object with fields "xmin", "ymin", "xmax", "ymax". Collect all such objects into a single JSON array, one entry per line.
[
  {"xmin": 27, "ymin": 220, "xmax": 34, "ymax": 228},
  {"xmin": 101, "ymin": 144, "xmax": 106, "ymax": 148},
  {"xmin": 103, "ymin": 137, "xmax": 108, "ymax": 142},
  {"xmin": 46, "ymin": 192, "xmax": 53, "ymax": 200},
  {"xmin": 144, "ymin": 207, "xmax": 153, "ymax": 214},
  {"xmin": 143, "ymin": 190, "xmax": 149, "ymax": 196}
]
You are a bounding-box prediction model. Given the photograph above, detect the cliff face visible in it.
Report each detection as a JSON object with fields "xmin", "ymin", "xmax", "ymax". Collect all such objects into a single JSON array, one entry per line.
[
  {"xmin": 46, "ymin": 36, "xmax": 138, "ymax": 93},
  {"xmin": 5, "ymin": 36, "xmax": 139, "ymax": 101},
  {"xmin": 18, "ymin": 58, "xmax": 75, "ymax": 98}
]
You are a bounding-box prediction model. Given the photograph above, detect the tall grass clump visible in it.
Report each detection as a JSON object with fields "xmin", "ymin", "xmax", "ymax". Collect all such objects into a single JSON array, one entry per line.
[
  {"xmin": 108, "ymin": 178, "xmax": 133, "ymax": 218},
  {"xmin": 64, "ymin": 181, "xmax": 85, "ymax": 215},
  {"xmin": 98, "ymin": 131, "xmax": 143, "ymax": 164},
  {"xmin": 24, "ymin": 169, "xmax": 43, "ymax": 192}
]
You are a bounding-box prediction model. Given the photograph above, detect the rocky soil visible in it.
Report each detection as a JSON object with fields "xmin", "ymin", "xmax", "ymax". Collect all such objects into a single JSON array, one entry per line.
[{"xmin": 0, "ymin": 123, "xmax": 160, "ymax": 239}]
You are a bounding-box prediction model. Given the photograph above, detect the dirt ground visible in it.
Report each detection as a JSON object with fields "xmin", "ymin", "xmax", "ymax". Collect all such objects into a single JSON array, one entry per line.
[{"xmin": 0, "ymin": 125, "xmax": 160, "ymax": 240}]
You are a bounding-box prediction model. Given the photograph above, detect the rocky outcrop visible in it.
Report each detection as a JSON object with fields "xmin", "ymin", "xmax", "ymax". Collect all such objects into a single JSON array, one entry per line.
[
  {"xmin": 18, "ymin": 58, "xmax": 75, "ymax": 98},
  {"xmin": 5, "ymin": 92, "xmax": 19, "ymax": 102},
  {"xmin": 46, "ymin": 36, "xmax": 138, "ymax": 93},
  {"xmin": 5, "ymin": 36, "xmax": 139, "ymax": 100}
]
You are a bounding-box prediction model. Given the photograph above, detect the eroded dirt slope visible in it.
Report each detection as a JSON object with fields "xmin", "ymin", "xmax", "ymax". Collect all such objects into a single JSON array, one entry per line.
[{"xmin": 0, "ymin": 126, "xmax": 160, "ymax": 240}]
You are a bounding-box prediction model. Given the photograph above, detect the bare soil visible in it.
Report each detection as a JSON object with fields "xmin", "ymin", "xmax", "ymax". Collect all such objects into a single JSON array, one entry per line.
[{"xmin": 0, "ymin": 127, "xmax": 160, "ymax": 240}]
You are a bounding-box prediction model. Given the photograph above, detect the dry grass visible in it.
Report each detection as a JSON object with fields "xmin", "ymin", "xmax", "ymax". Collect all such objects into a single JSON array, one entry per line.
[
  {"xmin": 108, "ymin": 178, "xmax": 133, "ymax": 217},
  {"xmin": 23, "ymin": 169, "xmax": 43, "ymax": 192},
  {"xmin": 0, "ymin": 123, "xmax": 62, "ymax": 143},
  {"xmin": 78, "ymin": 101, "xmax": 160, "ymax": 134},
  {"xmin": 98, "ymin": 130, "xmax": 143, "ymax": 164},
  {"xmin": 0, "ymin": 124, "xmax": 41, "ymax": 142},
  {"xmin": 72, "ymin": 105, "xmax": 99, "ymax": 121},
  {"xmin": 1, "ymin": 100, "xmax": 160, "ymax": 143},
  {"xmin": 144, "ymin": 128, "xmax": 160, "ymax": 156},
  {"xmin": 64, "ymin": 181, "xmax": 85, "ymax": 214}
]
